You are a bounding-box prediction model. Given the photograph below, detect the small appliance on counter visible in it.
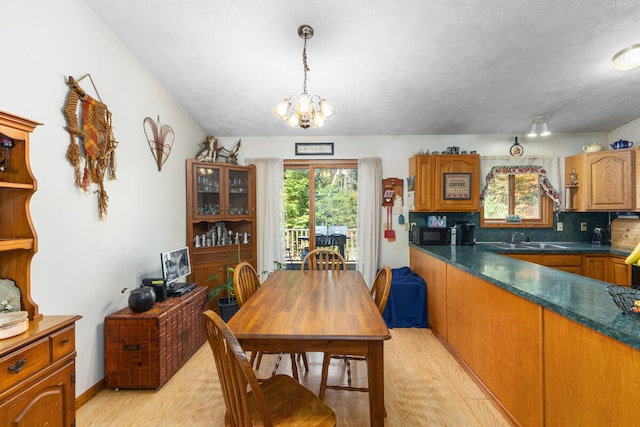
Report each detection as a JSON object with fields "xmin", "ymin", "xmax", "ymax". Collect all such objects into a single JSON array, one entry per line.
[
  {"xmin": 455, "ymin": 221, "xmax": 476, "ymax": 245},
  {"xmin": 592, "ymin": 228, "xmax": 604, "ymax": 245},
  {"xmin": 411, "ymin": 226, "xmax": 451, "ymax": 245}
]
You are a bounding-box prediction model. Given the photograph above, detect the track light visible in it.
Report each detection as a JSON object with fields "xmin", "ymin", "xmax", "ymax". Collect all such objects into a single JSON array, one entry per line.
[{"xmin": 527, "ymin": 116, "xmax": 551, "ymax": 137}]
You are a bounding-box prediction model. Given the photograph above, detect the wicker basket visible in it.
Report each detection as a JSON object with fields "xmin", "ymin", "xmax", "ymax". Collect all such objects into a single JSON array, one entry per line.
[{"xmin": 606, "ymin": 285, "xmax": 640, "ymax": 316}]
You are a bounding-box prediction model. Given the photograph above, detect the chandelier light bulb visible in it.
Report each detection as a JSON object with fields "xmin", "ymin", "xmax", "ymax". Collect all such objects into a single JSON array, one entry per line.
[
  {"xmin": 273, "ymin": 99, "xmax": 291, "ymax": 119},
  {"xmin": 296, "ymin": 94, "xmax": 313, "ymax": 115}
]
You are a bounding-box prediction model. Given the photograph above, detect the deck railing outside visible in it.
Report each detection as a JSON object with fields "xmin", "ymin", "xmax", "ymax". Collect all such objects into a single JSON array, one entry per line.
[{"xmin": 283, "ymin": 228, "xmax": 358, "ymax": 262}]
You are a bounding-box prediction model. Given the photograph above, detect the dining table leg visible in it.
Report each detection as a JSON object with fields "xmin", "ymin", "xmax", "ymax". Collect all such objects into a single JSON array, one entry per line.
[{"xmin": 368, "ymin": 340, "xmax": 385, "ymax": 427}]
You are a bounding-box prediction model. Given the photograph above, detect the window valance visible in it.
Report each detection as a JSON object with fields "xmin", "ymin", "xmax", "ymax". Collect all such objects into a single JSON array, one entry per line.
[{"xmin": 480, "ymin": 156, "xmax": 562, "ymax": 212}]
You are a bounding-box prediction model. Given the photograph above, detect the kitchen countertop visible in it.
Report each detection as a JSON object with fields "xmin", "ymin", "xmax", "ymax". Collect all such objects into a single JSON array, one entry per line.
[{"xmin": 411, "ymin": 242, "xmax": 640, "ymax": 350}]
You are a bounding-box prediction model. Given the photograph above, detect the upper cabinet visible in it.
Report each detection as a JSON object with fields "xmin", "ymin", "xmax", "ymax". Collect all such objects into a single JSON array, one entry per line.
[
  {"xmin": 188, "ymin": 161, "xmax": 255, "ymax": 221},
  {"xmin": 409, "ymin": 154, "xmax": 480, "ymax": 212},
  {"xmin": 565, "ymin": 148, "xmax": 634, "ymax": 211}
]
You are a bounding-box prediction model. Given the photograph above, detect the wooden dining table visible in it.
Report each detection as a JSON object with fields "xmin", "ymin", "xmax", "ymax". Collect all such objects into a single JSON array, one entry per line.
[{"xmin": 227, "ymin": 269, "xmax": 391, "ymax": 426}]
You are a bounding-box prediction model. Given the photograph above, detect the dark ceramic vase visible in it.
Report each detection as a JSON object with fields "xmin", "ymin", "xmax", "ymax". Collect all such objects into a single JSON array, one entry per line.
[{"xmin": 128, "ymin": 286, "xmax": 156, "ymax": 313}]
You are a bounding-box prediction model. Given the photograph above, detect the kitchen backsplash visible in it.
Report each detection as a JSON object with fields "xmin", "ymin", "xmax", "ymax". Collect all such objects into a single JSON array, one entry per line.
[{"xmin": 408, "ymin": 211, "xmax": 614, "ymax": 243}]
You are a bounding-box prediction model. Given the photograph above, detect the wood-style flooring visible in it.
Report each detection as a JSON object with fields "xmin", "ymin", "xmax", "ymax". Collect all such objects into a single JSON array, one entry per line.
[{"xmin": 77, "ymin": 328, "xmax": 511, "ymax": 426}]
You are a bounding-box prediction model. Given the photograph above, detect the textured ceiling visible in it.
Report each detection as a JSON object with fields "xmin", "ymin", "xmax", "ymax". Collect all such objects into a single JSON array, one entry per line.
[{"xmin": 84, "ymin": 0, "xmax": 640, "ymax": 138}]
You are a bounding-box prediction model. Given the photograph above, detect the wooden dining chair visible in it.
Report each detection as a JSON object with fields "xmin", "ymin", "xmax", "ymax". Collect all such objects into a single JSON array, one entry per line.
[
  {"xmin": 234, "ymin": 262, "xmax": 261, "ymax": 307},
  {"xmin": 301, "ymin": 248, "xmax": 345, "ymax": 271},
  {"xmin": 233, "ymin": 262, "xmax": 308, "ymax": 380},
  {"xmin": 202, "ymin": 310, "xmax": 336, "ymax": 427},
  {"xmin": 318, "ymin": 266, "xmax": 393, "ymax": 400}
]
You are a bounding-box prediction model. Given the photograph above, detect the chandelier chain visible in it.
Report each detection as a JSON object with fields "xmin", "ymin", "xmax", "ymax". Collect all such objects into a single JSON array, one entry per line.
[{"xmin": 302, "ymin": 37, "xmax": 309, "ymax": 95}]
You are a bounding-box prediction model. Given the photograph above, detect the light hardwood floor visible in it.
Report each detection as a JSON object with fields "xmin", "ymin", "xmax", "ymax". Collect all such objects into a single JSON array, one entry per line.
[{"xmin": 77, "ymin": 328, "xmax": 511, "ymax": 426}]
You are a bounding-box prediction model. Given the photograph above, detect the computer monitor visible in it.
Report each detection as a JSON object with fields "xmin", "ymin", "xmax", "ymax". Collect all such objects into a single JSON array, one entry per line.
[{"xmin": 160, "ymin": 246, "xmax": 191, "ymax": 286}]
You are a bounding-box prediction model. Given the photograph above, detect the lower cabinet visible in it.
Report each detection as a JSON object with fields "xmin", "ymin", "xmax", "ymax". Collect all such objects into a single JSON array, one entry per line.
[
  {"xmin": 0, "ymin": 316, "xmax": 80, "ymax": 427},
  {"xmin": 104, "ymin": 286, "xmax": 208, "ymax": 389},
  {"xmin": 190, "ymin": 247, "xmax": 255, "ymax": 313},
  {"xmin": 410, "ymin": 247, "xmax": 640, "ymax": 427},
  {"xmin": 583, "ymin": 254, "xmax": 631, "ymax": 286},
  {"xmin": 506, "ymin": 253, "xmax": 582, "ymax": 275}
]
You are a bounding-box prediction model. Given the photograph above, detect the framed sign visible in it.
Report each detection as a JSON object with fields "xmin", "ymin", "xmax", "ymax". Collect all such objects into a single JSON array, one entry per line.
[
  {"xmin": 295, "ymin": 142, "xmax": 334, "ymax": 156},
  {"xmin": 443, "ymin": 173, "xmax": 471, "ymax": 199}
]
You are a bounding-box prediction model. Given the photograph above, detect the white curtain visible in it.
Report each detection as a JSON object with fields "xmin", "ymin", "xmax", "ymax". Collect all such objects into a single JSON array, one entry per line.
[
  {"xmin": 246, "ymin": 158, "xmax": 284, "ymax": 277},
  {"xmin": 357, "ymin": 157, "xmax": 382, "ymax": 287}
]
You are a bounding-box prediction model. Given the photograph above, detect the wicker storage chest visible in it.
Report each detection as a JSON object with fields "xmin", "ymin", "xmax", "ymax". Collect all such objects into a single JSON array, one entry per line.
[{"xmin": 104, "ymin": 286, "xmax": 208, "ymax": 389}]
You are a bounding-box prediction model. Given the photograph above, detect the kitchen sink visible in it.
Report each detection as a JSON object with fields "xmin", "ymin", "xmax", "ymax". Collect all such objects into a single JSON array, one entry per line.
[{"xmin": 489, "ymin": 242, "xmax": 569, "ymax": 250}]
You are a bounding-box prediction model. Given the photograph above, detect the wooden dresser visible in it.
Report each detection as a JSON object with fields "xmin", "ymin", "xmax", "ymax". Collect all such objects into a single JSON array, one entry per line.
[
  {"xmin": 0, "ymin": 315, "xmax": 81, "ymax": 426},
  {"xmin": 104, "ymin": 286, "xmax": 208, "ymax": 389}
]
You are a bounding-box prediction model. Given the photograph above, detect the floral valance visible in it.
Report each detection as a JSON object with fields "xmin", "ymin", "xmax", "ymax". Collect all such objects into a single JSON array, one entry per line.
[{"xmin": 480, "ymin": 165, "xmax": 562, "ymax": 212}]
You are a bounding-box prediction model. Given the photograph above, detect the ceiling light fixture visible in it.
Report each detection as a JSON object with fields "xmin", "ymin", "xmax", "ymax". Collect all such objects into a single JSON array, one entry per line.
[
  {"xmin": 527, "ymin": 116, "xmax": 551, "ymax": 137},
  {"xmin": 273, "ymin": 25, "xmax": 335, "ymax": 129},
  {"xmin": 612, "ymin": 44, "xmax": 640, "ymax": 71}
]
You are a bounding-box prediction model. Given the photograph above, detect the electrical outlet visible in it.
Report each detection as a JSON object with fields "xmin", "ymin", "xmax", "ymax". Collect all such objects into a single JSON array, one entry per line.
[
  {"xmin": 580, "ymin": 222, "xmax": 587, "ymax": 232},
  {"xmin": 404, "ymin": 223, "xmax": 410, "ymax": 231},
  {"xmin": 557, "ymin": 222, "xmax": 563, "ymax": 232}
]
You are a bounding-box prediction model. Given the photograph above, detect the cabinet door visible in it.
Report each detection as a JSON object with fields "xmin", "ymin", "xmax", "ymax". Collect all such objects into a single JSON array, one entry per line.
[
  {"xmin": 583, "ymin": 256, "xmax": 608, "ymax": 281},
  {"xmin": 1, "ymin": 360, "xmax": 75, "ymax": 427},
  {"xmin": 409, "ymin": 155, "xmax": 433, "ymax": 211},
  {"xmin": 609, "ymin": 256, "xmax": 631, "ymax": 286},
  {"xmin": 433, "ymin": 154, "xmax": 480, "ymax": 212},
  {"xmin": 586, "ymin": 150, "xmax": 633, "ymax": 210},
  {"xmin": 190, "ymin": 163, "xmax": 223, "ymax": 220},
  {"xmin": 225, "ymin": 166, "xmax": 254, "ymax": 219}
]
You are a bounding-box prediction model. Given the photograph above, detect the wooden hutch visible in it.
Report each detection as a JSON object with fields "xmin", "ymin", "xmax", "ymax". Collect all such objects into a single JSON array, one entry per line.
[{"xmin": 0, "ymin": 111, "xmax": 80, "ymax": 426}]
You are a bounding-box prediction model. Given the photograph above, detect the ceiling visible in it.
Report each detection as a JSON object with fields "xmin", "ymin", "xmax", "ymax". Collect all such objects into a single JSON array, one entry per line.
[{"xmin": 84, "ymin": 0, "xmax": 640, "ymax": 138}]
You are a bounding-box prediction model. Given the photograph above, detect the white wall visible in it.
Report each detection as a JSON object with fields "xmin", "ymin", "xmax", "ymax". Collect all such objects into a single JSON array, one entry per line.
[
  {"xmin": 3, "ymin": 0, "xmax": 206, "ymax": 396},
  {"xmin": 1, "ymin": 0, "xmax": 624, "ymax": 399},
  {"xmin": 609, "ymin": 117, "xmax": 640, "ymax": 144}
]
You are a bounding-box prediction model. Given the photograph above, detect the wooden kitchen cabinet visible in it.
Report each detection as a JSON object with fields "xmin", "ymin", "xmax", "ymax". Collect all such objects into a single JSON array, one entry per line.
[
  {"xmin": 409, "ymin": 154, "xmax": 480, "ymax": 212},
  {"xmin": 0, "ymin": 111, "xmax": 80, "ymax": 426},
  {"xmin": 186, "ymin": 160, "xmax": 256, "ymax": 312},
  {"xmin": 505, "ymin": 253, "xmax": 582, "ymax": 275},
  {"xmin": 564, "ymin": 149, "xmax": 633, "ymax": 211},
  {"xmin": 583, "ymin": 254, "xmax": 630, "ymax": 286}
]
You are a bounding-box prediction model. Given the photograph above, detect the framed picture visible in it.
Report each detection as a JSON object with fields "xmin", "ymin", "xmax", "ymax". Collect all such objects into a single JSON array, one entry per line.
[
  {"xmin": 295, "ymin": 142, "xmax": 334, "ymax": 156},
  {"xmin": 443, "ymin": 173, "xmax": 471, "ymax": 200}
]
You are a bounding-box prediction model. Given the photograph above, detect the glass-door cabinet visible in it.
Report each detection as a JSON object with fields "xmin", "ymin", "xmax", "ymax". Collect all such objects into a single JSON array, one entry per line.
[
  {"xmin": 190, "ymin": 162, "xmax": 254, "ymax": 221},
  {"xmin": 186, "ymin": 159, "xmax": 257, "ymax": 311}
]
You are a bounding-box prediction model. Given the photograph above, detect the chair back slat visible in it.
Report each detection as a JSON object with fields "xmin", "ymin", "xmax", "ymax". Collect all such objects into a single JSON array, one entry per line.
[{"xmin": 301, "ymin": 248, "xmax": 345, "ymax": 271}]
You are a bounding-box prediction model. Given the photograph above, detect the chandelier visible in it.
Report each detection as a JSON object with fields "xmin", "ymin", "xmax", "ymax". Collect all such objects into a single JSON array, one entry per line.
[{"xmin": 273, "ymin": 25, "xmax": 335, "ymax": 129}]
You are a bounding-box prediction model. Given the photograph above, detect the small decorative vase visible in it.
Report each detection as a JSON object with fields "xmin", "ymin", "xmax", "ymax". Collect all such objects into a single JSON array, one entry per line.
[{"xmin": 128, "ymin": 286, "xmax": 156, "ymax": 313}]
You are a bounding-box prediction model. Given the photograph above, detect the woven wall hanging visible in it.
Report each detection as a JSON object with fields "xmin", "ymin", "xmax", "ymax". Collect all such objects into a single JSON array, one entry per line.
[{"xmin": 63, "ymin": 74, "xmax": 118, "ymax": 220}]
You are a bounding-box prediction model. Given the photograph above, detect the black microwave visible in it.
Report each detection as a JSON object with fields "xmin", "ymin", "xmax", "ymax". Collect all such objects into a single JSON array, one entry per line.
[{"xmin": 411, "ymin": 227, "xmax": 451, "ymax": 245}]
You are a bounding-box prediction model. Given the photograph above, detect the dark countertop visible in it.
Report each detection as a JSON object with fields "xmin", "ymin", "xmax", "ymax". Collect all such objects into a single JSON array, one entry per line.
[{"xmin": 411, "ymin": 242, "xmax": 640, "ymax": 350}]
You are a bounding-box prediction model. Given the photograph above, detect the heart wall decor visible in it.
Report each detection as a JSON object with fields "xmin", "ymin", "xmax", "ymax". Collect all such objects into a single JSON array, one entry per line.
[{"xmin": 143, "ymin": 115, "xmax": 175, "ymax": 171}]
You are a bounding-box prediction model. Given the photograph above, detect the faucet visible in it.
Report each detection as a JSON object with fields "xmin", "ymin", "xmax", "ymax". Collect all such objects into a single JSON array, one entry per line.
[{"xmin": 510, "ymin": 232, "xmax": 528, "ymax": 243}]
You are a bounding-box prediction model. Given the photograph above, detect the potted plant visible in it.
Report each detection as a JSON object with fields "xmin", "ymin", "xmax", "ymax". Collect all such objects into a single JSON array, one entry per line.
[{"xmin": 208, "ymin": 266, "xmax": 239, "ymax": 322}]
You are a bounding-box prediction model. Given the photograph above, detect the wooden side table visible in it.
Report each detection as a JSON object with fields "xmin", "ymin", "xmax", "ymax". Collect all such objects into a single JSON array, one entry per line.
[{"xmin": 104, "ymin": 286, "xmax": 208, "ymax": 389}]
